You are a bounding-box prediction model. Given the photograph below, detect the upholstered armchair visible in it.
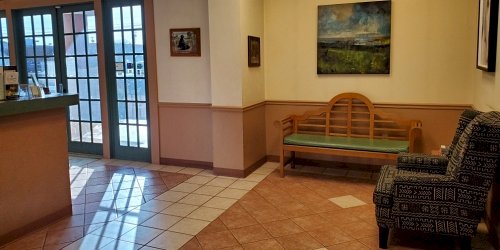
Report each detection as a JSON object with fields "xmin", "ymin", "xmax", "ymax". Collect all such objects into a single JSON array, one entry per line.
[
  {"xmin": 373, "ymin": 111, "xmax": 500, "ymax": 249},
  {"xmin": 396, "ymin": 109, "xmax": 482, "ymax": 174}
]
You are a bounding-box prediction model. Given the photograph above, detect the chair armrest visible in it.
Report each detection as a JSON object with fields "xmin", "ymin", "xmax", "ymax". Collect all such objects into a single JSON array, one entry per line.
[
  {"xmin": 393, "ymin": 171, "xmax": 454, "ymax": 201},
  {"xmin": 397, "ymin": 153, "xmax": 448, "ymax": 174}
]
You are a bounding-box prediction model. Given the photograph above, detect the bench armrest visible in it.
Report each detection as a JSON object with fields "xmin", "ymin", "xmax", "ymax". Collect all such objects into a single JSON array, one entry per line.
[
  {"xmin": 397, "ymin": 153, "xmax": 448, "ymax": 174},
  {"xmin": 279, "ymin": 116, "xmax": 294, "ymax": 140},
  {"xmin": 408, "ymin": 120, "xmax": 422, "ymax": 153}
]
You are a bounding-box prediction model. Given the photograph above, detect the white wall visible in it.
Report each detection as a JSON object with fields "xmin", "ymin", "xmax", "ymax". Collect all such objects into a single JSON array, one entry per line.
[
  {"xmin": 208, "ymin": 0, "xmax": 243, "ymax": 107},
  {"xmin": 264, "ymin": 0, "xmax": 477, "ymax": 104},
  {"xmin": 154, "ymin": 0, "xmax": 212, "ymax": 103},
  {"xmin": 241, "ymin": 0, "xmax": 265, "ymax": 107}
]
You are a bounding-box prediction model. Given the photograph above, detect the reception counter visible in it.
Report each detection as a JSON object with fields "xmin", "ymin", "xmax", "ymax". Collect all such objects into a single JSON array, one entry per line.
[{"xmin": 0, "ymin": 94, "xmax": 79, "ymax": 245}]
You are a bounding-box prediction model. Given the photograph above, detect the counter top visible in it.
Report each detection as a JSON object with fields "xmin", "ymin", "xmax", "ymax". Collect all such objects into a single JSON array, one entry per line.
[{"xmin": 0, "ymin": 93, "xmax": 79, "ymax": 117}]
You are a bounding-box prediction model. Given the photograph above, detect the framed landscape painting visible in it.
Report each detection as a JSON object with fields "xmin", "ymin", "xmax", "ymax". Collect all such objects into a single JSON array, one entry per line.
[{"xmin": 317, "ymin": 1, "xmax": 391, "ymax": 74}]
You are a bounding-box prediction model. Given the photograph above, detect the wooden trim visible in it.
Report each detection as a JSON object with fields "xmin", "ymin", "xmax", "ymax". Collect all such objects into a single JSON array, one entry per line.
[
  {"xmin": 212, "ymin": 156, "xmax": 267, "ymax": 178},
  {"xmin": 211, "ymin": 106, "xmax": 243, "ymax": 112},
  {"xmin": 144, "ymin": 0, "xmax": 160, "ymax": 164},
  {"xmin": 266, "ymin": 100, "xmax": 473, "ymax": 110},
  {"xmin": 94, "ymin": 0, "xmax": 110, "ymax": 159},
  {"xmin": 213, "ymin": 167, "xmax": 245, "ymax": 178},
  {"xmin": 0, "ymin": 205, "xmax": 72, "ymax": 247},
  {"xmin": 160, "ymin": 157, "xmax": 213, "ymax": 169},
  {"xmin": 242, "ymin": 101, "xmax": 266, "ymax": 112},
  {"xmin": 158, "ymin": 102, "xmax": 212, "ymax": 109}
]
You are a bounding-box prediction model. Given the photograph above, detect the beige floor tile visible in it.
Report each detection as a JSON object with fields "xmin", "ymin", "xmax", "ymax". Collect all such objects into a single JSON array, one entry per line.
[
  {"xmin": 193, "ymin": 185, "xmax": 225, "ymax": 196},
  {"xmin": 119, "ymin": 225, "xmax": 164, "ymax": 245},
  {"xmin": 206, "ymin": 177, "xmax": 237, "ymax": 188},
  {"xmin": 137, "ymin": 199, "xmax": 173, "ymax": 213},
  {"xmin": 187, "ymin": 207, "xmax": 225, "ymax": 222},
  {"xmin": 161, "ymin": 203, "xmax": 199, "ymax": 217},
  {"xmin": 328, "ymin": 195, "xmax": 366, "ymax": 209},
  {"xmin": 229, "ymin": 180, "xmax": 258, "ymax": 190},
  {"xmin": 253, "ymin": 167, "xmax": 275, "ymax": 175},
  {"xmin": 178, "ymin": 167, "xmax": 204, "ymax": 175},
  {"xmin": 155, "ymin": 190, "xmax": 189, "ymax": 202},
  {"xmin": 157, "ymin": 165, "xmax": 185, "ymax": 173},
  {"xmin": 217, "ymin": 188, "xmax": 249, "ymax": 199},
  {"xmin": 89, "ymin": 221, "xmax": 137, "ymax": 239},
  {"xmin": 169, "ymin": 218, "xmax": 210, "ymax": 235},
  {"xmin": 62, "ymin": 234, "xmax": 115, "ymax": 250},
  {"xmin": 178, "ymin": 193, "xmax": 212, "ymax": 206},
  {"xmin": 185, "ymin": 175, "xmax": 215, "ymax": 185},
  {"xmin": 114, "ymin": 196, "xmax": 145, "ymax": 210},
  {"xmin": 100, "ymin": 239, "xmax": 142, "ymax": 250},
  {"xmin": 197, "ymin": 169, "xmax": 216, "ymax": 177},
  {"xmin": 241, "ymin": 173, "xmax": 267, "ymax": 182},
  {"xmin": 141, "ymin": 214, "xmax": 182, "ymax": 230},
  {"xmin": 115, "ymin": 208, "xmax": 156, "ymax": 225},
  {"xmin": 170, "ymin": 182, "xmax": 202, "ymax": 193},
  {"xmin": 147, "ymin": 231, "xmax": 193, "ymax": 250},
  {"xmin": 204, "ymin": 197, "xmax": 238, "ymax": 209}
]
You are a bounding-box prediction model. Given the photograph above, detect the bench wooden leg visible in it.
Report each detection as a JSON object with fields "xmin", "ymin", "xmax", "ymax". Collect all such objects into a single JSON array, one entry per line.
[
  {"xmin": 280, "ymin": 146, "xmax": 285, "ymax": 178},
  {"xmin": 290, "ymin": 151, "xmax": 296, "ymax": 169}
]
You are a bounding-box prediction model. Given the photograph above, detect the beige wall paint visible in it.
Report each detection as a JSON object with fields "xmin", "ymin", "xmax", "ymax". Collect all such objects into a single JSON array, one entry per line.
[
  {"xmin": 264, "ymin": 0, "xmax": 477, "ymax": 104},
  {"xmin": 208, "ymin": 0, "xmax": 243, "ymax": 107},
  {"xmin": 241, "ymin": 0, "xmax": 265, "ymax": 107},
  {"xmin": 154, "ymin": 0, "xmax": 212, "ymax": 103}
]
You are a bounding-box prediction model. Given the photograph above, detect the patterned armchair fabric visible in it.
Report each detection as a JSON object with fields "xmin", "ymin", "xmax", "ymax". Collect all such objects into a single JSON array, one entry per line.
[
  {"xmin": 396, "ymin": 109, "xmax": 482, "ymax": 174},
  {"xmin": 374, "ymin": 111, "xmax": 500, "ymax": 242}
]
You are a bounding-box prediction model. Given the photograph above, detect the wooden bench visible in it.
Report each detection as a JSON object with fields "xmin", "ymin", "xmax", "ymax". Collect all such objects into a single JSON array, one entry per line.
[{"xmin": 279, "ymin": 92, "xmax": 422, "ymax": 177}]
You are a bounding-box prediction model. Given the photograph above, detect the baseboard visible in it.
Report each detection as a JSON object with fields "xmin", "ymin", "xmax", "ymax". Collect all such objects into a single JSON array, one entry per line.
[
  {"xmin": 160, "ymin": 157, "xmax": 213, "ymax": 169},
  {"xmin": 0, "ymin": 205, "xmax": 72, "ymax": 247},
  {"xmin": 267, "ymin": 155, "xmax": 280, "ymax": 162},
  {"xmin": 213, "ymin": 156, "xmax": 268, "ymax": 178}
]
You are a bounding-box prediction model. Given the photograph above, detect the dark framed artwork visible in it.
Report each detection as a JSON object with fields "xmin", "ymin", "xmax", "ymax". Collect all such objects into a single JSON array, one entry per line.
[
  {"xmin": 317, "ymin": 1, "xmax": 391, "ymax": 74},
  {"xmin": 477, "ymin": 0, "xmax": 499, "ymax": 72},
  {"xmin": 170, "ymin": 28, "xmax": 201, "ymax": 57},
  {"xmin": 248, "ymin": 36, "xmax": 261, "ymax": 67}
]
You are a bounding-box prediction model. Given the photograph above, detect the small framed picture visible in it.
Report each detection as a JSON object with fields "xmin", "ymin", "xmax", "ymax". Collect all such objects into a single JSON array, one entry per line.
[
  {"xmin": 170, "ymin": 28, "xmax": 201, "ymax": 57},
  {"xmin": 248, "ymin": 36, "xmax": 261, "ymax": 67},
  {"xmin": 477, "ymin": 0, "xmax": 499, "ymax": 72}
]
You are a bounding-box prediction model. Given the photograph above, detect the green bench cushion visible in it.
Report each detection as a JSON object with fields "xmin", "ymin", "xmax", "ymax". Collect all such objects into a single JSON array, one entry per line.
[{"xmin": 284, "ymin": 133, "xmax": 409, "ymax": 153}]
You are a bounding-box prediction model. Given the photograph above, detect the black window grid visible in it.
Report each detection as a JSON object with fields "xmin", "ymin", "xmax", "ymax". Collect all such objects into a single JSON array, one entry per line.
[
  {"xmin": 0, "ymin": 16, "xmax": 10, "ymax": 66},
  {"xmin": 113, "ymin": 5, "xmax": 147, "ymax": 149},
  {"xmin": 65, "ymin": 10, "xmax": 102, "ymax": 144}
]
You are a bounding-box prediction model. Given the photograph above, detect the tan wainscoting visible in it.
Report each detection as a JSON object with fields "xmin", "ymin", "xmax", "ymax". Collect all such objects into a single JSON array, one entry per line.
[
  {"xmin": 158, "ymin": 102, "xmax": 267, "ymax": 177},
  {"xmin": 159, "ymin": 101, "xmax": 470, "ymax": 173},
  {"xmin": 158, "ymin": 103, "xmax": 213, "ymax": 164}
]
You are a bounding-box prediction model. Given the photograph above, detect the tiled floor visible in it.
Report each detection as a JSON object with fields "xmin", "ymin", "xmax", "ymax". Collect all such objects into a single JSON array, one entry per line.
[{"xmin": 0, "ymin": 157, "xmax": 495, "ymax": 250}]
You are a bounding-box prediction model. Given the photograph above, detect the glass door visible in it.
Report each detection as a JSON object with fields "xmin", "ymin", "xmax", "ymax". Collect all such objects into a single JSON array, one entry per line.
[
  {"xmin": 59, "ymin": 5, "xmax": 103, "ymax": 155},
  {"xmin": 16, "ymin": 5, "xmax": 102, "ymax": 155},
  {"xmin": 16, "ymin": 8, "xmax": 60, "ymax": 92},
  {"xmin": 104, "ymin": 0, "xmax": 150, "ymax": 162}
]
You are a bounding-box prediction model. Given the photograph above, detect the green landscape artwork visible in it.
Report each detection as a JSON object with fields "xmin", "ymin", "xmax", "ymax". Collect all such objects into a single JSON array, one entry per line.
[{"xmin": 317, "ymin": 1, "xmax": 391, "ymax": 74}]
